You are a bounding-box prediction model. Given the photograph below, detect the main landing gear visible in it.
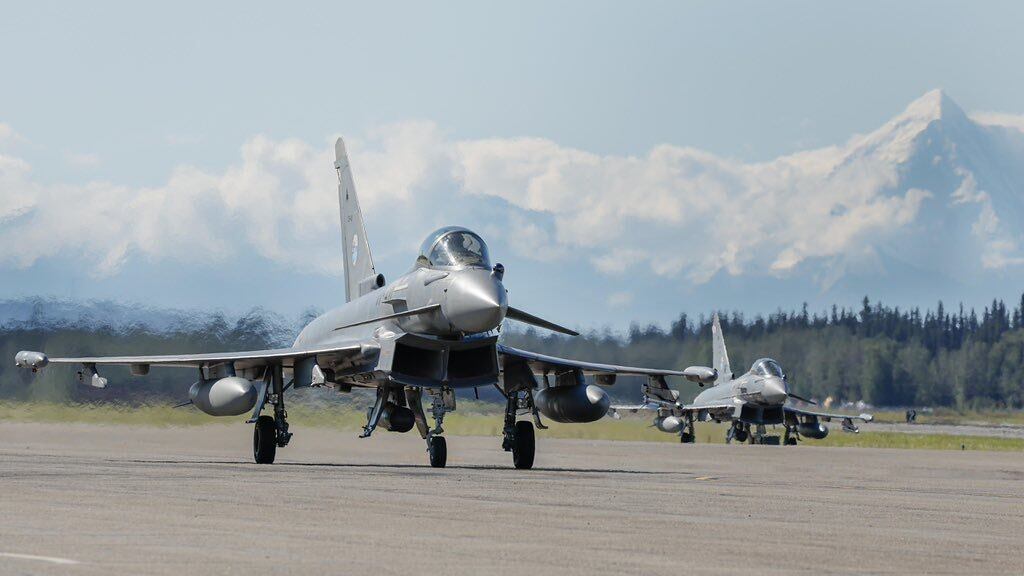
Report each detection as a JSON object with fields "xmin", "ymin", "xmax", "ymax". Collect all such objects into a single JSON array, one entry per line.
[
  {"xmin": 501, "ymin": 389, "xmax": 538, "ymax": 469},
  {"xmin": 679, "ymin": 413, "xmax": 696, "ymax": 444},
  {"xmin": 783, "ymin": 426, "xmax": 799, "ymax": 445},
  {"xmin": 251, "ymin": 365, "xmax": 292, "ymax": 464},
  {"xmin": 349, "ymin": 383, "xmax": 542, "ymax": 469}
]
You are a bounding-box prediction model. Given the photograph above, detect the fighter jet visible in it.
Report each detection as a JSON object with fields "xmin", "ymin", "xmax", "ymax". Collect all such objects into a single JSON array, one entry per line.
[
  {"xmin": 14, "ymin": 138, "xmax": 689, "ymax": 469},
  {"xmin": 609, "ymin": 313, "xmax": 872, "ymax": 445}
]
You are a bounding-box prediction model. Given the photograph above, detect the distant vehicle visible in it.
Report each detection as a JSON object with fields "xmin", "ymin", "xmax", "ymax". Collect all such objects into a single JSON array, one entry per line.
[
  {"xmin": 609, "ymin": 313, "xmax": 872, "ymax": 445},
  {"xmin": 15, "ymin": 138, "xmax": 688, "ymax": 469}
]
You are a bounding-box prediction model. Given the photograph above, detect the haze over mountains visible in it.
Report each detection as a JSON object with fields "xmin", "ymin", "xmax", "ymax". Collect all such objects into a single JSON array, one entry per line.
[{"xmin": 2, "ymin": 90, "xmax": 1024, "ymax": 329}]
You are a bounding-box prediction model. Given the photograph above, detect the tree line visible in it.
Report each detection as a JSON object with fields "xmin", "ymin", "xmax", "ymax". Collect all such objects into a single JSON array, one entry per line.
[
  {"xmin": 2, "ymin": 296, "xmax": 1023, "ymax": 409},
  {"xmin": 503, "ymin": 296, "xmax": 1024, "ymax": 409}
]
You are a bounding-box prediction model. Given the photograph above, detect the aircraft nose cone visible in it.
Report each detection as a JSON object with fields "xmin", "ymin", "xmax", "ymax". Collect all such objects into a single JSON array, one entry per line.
[
  {"xmin": 762, "ymin": 377, "xmax": 788, "ymax": 404},
  {"xmin": 443, "ymin": 270, "xmax": 508, "ymax": 334}
]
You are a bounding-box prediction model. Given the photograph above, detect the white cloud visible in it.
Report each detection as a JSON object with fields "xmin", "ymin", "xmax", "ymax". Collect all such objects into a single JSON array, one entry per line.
[
  {"xmin": 0, "ymin": 101, "xmax": 997, "ymax": 284},
  {"xmin": 971, "ymin": 111, "xmax": 1024, "ymax": 132}
]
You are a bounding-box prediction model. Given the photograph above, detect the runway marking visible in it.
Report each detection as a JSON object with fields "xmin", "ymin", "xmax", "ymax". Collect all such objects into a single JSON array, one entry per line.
[
  {"xmin": 694, "ymin": 476, "xmax": 718, "ymax": 481},
  {"xmin": 0, "ymin": 552, "xmax": 81, "ymax": 565}
]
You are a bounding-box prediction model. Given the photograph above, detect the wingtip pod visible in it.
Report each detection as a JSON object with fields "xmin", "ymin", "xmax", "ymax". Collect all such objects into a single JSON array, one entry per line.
[
  {"xmin": 860, "ymin": 413, "xmax": 874, "ymax": 422},
  {"xmin": 14, "ymin": 351, "xmax": 48, "ymax": 372},
  {"xmin": 682, "ymin": 365, "xmax": 717, "ymax": 385}
]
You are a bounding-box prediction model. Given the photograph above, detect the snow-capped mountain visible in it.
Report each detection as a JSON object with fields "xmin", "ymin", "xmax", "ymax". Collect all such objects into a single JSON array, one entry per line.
[
  {"xmin": 679, "ymin": 89, "xmax": 1024, "ymax": 313},
  {"xmin": 859, "ymin": 90, "xmax": 1024, "ymax": 274},
  {"xmin": 2, "ymin": 89, "xmax": 1023, "ymax": 327}
]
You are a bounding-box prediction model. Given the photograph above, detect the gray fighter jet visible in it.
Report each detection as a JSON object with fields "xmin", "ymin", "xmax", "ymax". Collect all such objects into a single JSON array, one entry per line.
[
  {"xmin": 609, "ymin": 313, "xmax": 872, "ymax": 445},
  {"xmin": 14, "ymin": 138, "xmax": 689, "ymax": 469}
]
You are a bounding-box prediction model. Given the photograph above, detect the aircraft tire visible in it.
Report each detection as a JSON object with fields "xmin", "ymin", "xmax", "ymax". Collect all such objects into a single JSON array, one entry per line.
[
  {"xmin": 429, "ymin": 436, "xmax": 447, "ymax": 468},
  {"xmin": 784, "ymin": 436, "xmax": 798, "ymax": 446},
  {"xmin": 680, "ymin": 432, "xmax": 695, "ymax": 444},
  {"xmin": 512, "ymin": 421, "xmax": 535, "ymax": 469},
  {"xmin": 254, "ymin": 415, "xmax": 277, "ymax": 464}
]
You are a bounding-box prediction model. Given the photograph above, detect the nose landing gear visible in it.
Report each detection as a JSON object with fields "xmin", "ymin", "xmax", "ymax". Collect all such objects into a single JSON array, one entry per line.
[
  {"xmin": 425, "ymin": 388, "xmax": 455, "ymax": 468},
  {"xmin": 727, "ymin": 422, "xmax": 749, "ymax": 444}
]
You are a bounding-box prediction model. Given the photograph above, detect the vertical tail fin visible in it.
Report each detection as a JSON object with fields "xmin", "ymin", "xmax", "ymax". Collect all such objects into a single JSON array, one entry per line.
[
  {"xmin": 335, "ymin": 138, "xmax": 377, "ymax": 302},
  {"xmin": 711, "ymin": 313, "xmax": 732, "ymax": 384}
]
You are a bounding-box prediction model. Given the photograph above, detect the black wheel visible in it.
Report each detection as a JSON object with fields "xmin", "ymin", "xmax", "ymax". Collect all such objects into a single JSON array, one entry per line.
[
  {"xmin": 429, "ymin": 436, "xmax": 447, "ymax": 468},
  {"xmin": 254, "ymin": 415, "xmax": 277, "ymax": 464},
  {"xmin": 734, "ymin": 429, "xmax": 749, "ymax": 443},
  {"xmin": 784, "ymin": 436, "xmax": 798, "ymax": 446},
  {"xmin": 680, "ymin": 432, "xmax": 695, "ymax": 444},
  {"xmin": 512, "ymin": 420, "xmax": 535, "ymax": 469}
]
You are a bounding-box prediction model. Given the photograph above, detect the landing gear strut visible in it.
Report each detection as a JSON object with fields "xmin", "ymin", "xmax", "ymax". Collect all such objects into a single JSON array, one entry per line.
[
  {"xmin": 251, "ymin": 365, "xmax": 292, "ymax": 464},
  {"xmin": 501, "ymin": 389, "xmax": 537, "ymax": 469}
]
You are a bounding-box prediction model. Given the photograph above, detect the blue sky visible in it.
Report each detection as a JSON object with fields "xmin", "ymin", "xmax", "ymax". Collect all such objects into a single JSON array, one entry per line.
[{"xmin": 3, "ymin": 1, "xmax": 1024, "ymax": 330}]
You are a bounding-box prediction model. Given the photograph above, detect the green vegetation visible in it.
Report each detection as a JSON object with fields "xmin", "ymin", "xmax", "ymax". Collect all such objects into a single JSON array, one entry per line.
[
  {"xmin": 3, "ymin": 296, "xmax": 1024, "ymax": 454},
  {"xmin": 5, "ymin": 295, "xmax": 1024, "ymax": 410},
  {"xmin": 870, "ymin": 408, "xmax": 1024, "ymax": 426},
  {"xmin": 3, "ymin": 402, "xmax": 1021, "ymax": 452},
  {"xmin": 506, "ymin": 295, "xmax": 1024, "ymax": 409}
]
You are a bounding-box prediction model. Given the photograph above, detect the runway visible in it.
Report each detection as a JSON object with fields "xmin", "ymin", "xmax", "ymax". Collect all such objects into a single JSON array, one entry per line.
[{"xmin": 1, "ymin": 422, "xmax": 1021, "ymax": 575}]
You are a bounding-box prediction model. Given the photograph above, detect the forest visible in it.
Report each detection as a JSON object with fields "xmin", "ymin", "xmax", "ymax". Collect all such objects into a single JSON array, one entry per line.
[{"xmin": 2, "ymin": 296, "xmax": 1023, "ymax": 409}]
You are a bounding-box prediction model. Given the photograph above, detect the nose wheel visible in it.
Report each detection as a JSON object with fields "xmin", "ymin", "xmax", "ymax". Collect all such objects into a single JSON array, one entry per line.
[
  {"xmin": 420, "ymin": 388, "xmax": 454, "ymax": 468},
  {"xmin": 727, "ymin": 422, "xmax": 749, "ymax": 444},
  {"xmin": 428, "ymin": 435, "xmax": 447, "ymax": 468}
]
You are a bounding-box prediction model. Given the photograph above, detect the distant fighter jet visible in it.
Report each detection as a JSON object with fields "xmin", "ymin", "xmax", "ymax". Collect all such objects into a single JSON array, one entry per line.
[
  {"xmin": 15, "ymin": 138, "xmax": 689, "ymax": 469},
  {"xmin": 609, "ymin": 313, "xmax": 872, "ymax": 445}
]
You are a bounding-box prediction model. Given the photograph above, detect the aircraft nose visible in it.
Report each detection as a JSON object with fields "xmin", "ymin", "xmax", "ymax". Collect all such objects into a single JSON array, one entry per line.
[
  {"xmin": 443, "ymin": 270, "xmax": 508, "ymax": 334},
  {"xmin": 762, "ymin": 377, "xmax": 788, "ymax": 404}
]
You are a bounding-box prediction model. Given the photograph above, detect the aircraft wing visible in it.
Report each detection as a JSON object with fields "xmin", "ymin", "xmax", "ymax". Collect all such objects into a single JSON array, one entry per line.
[
  {"xmin": 677, "ymin": 401, "xmax": 738, "ymax": 418},
  {"xmin": 15, "ymin": 342, "xmax": 368, "ymax": 371},
  {"xmin": 496, "ymin": 344, "xmax": 685, "ymax": 378},
  {"xmin": 784, "ymin": 404, "xmax": 874, "ymax": 423}
]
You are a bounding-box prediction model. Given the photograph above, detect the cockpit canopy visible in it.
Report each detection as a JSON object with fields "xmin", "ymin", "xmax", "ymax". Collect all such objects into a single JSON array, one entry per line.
[
  {"xmin": 751, "ymin": 358, "xmax": 785, "ymax": 378},
  {"xmin": 417, "ymin": 226, "xmax": 491, "ymax": 269}
]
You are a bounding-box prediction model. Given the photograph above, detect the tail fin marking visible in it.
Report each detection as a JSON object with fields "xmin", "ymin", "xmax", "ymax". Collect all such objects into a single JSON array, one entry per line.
[{"xmin": 335, "ymin": 138, "xmax": 377, "ymax": 302}]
